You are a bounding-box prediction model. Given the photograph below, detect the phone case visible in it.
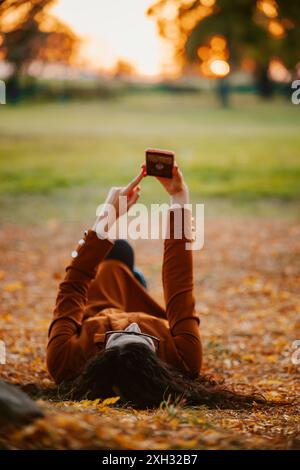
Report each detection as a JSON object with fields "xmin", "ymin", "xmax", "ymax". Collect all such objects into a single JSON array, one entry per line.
[{"xmin": 145, "ymin": 148, "xmax": 174, "ymax": 178}]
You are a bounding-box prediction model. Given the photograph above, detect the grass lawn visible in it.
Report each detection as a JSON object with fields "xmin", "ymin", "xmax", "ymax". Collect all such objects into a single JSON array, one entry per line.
[{"xmin": 0, "ymin": 92, "xmax": 299, "ymax": 223}]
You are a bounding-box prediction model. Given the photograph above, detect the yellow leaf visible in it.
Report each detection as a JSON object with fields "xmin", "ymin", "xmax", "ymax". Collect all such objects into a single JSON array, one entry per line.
[
  {"xmin": 80, "ymin": 400, "xmax": 90, "ymax": 408},
  {"xmin": 243, "ymin": 276, "xmax": 258, "ymax": 286},
  {"xmin": 279, "ymin": 291, "xmax": 291, "ymax": 300},
  {"xmin": 197, "ymin": 418, "xmax": 206, "ymax": 424},
  {"xmin": 266, "ymin": 379, "xmax": 281, "ymax": 385},
  {"xmin": 265, "ymin": 391, "xmax": 284, "ymax": 401},
  {"xmin": 169, "ymin": 418, "xmax": 179, "ymax": 429},
  {"xmin": 241, "ymin": 354, "xmax": 255, "ymax": 362},
  {"xmin": 2, "ymin": 313, "xmax": 13, "ymax": 322},
  {"xmin": 266, "ymin": 355, "xmax": 277, "ymax": 363},
  {"xmin": 99, "ymin": 396, "xmax": 120, "ymax": 407},
  {"xmin": 3, "ymin": 281, "xmax": 23, "ymax": 292},
  {"xmin": 91, "ymin": 398, "xmax": 101, "ymax": 406}
]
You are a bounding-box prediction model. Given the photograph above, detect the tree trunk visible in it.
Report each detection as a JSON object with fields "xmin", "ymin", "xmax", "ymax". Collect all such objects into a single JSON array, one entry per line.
[
  {"xmin": 256, "ymin": 64, "xmax": 274, "ymax": 98},
  {"xmin": 6, "ymin": 73, "xmax": 22, "ymax": 104},
  {"xmin": 216, "ymin": 77, "xmax": 230, "ymax": 107}
]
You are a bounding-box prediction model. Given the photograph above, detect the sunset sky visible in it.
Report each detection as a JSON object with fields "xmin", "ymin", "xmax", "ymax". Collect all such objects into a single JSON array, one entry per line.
[{"xmin": 50, "ymin": 0, "xmax": 164, "ymax": 76}]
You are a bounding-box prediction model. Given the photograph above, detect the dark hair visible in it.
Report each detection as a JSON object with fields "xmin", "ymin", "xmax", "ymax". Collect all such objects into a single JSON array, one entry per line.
[{"xmin": 60, "ymin": 343, "xmax": 282, "ymax": 410}]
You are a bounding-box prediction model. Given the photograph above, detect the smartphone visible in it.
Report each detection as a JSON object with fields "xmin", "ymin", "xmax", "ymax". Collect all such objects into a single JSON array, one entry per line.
[{"xmin": 145, "ymin": 148, "xmax": 174, "ymax": 178}]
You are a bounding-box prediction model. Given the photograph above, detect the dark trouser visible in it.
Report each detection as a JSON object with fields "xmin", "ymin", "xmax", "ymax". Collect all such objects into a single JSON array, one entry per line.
[{"xmin": 105, "ymin": 239, "xmax": 147, "ymax": 288}]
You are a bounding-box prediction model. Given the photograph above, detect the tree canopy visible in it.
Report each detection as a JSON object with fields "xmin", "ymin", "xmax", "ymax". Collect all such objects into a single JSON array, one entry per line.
[
  {"xmin": 148, "ymin": 0, "xmax": 300, "ymax": 79},
  {"xmin": 0, "ymin": 0, "xmax": 79, "ymax": 75}
]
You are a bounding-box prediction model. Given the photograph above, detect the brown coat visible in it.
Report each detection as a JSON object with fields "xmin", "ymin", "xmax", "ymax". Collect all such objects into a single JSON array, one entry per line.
[{"xmin": 47, "ymin": 208, "xmax": 202, "ymax": 384}]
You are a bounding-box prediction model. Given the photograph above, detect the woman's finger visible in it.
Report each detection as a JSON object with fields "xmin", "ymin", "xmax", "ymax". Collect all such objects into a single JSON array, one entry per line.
[
  {"xmin": 127, "ymin": 184, "xmax": 140, "ymax": 198},
  {"xmin": 128, "ymin": 187, "xmax": 141, "ymax": 208},
  {"xmin": 124, "ymin": 170, "xmax": 144, "ymax": 194},
  {"xmin": 128, "ymin": 185, "xmax": 140, "ymax": 198},
  {"xmin": 172, "ymin": 164, "xmax": 179, "ymax": 176},
  {"xmin": 173, "ymin": 164, "xmax": 183, "ymax": 181},
  {"xmin": 140, "ymin": 164, "xmax": 147, "ymax": 176}
]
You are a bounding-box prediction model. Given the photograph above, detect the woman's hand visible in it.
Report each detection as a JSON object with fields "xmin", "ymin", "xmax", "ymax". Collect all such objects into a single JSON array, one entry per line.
[
  {"xmin": 103, "ymin": 171, "xmax": 144, "ymax": 218},
  {"xmin": 93, "ymin": 170, "xmax": 144, "ymax": 234},
  {"xmin": 142, "ymin": 162, "xmax": 189, "ymax": 206}
]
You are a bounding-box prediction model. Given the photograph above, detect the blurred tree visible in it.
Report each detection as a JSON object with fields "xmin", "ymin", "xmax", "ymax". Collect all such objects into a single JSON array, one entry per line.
[
  {"xmin": 148, "ymin": 0, "xmax": 300, "ymax": 101},
  {"xmin": 113, "ymin": 59, "xmax": 136, "ymax": 78},
  {"xmin": 0, "ymin": 0, "xmax": 80, "ymax": 101}
]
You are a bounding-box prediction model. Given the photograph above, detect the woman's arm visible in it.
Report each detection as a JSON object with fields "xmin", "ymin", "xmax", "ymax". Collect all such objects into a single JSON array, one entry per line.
[
  {"xmin": 47, "ymin": 172, "xmax": 144, "ymax": 383},
  {"xmin": 154, "ymin": 164, "xmax": 203, "ymax": 375},
  {"xmin": 47, "ymin": 232, "xmax": 114, "ymax": 383}
]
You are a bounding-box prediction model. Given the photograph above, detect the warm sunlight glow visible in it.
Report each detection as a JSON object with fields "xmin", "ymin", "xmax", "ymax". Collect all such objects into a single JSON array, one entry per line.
[
  {"xmin": 268, "ymin": 20, "xmax": 285, "ymax": 38},
  {"xmin": 181, "ymin": 4, "xmax": 213, "ymax": 32},
  {"xmin": 210, "ymin": 35, "xmax": 226, "ymax": 51},
  {"xmin": 257, "ymin": 0, "xmax": 278, "ymax": 19},
  {"xmin": 161, "ymin": 1, "xmax": 178, "ymax": 21},
  {"xmin": 50, "ymin": 0, "xmax": 163, "ymax": 77},
  {"xmin": 200, "ymin": 0, "xmax": 216, "ymax": 7},
  {"xmin": 197, "ymin": 46, "xmax": 210, "ymax": 61},
  {"xmin": 269, "ymin": 58, "xmax": 291, "ymax": 82},
  {"xmin": 198, "ymin": 35, "xmax": 229, "ymax": 78},
  {"xmin": 0, "ymin": 2, "xmax": 31, "ymax": 33},
  {"xmin": 209, "ymin": 59, "xmax": 230, "ymax": 77}
]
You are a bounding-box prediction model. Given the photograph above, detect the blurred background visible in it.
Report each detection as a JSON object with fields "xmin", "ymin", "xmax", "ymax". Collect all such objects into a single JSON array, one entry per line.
[
  {"xmin": 1, "ymin": 3, "xmax": 300, "ymax": 451},
  {"xmin": 0, "ymin": 0, "xmax": 299, "ymax": 223}
]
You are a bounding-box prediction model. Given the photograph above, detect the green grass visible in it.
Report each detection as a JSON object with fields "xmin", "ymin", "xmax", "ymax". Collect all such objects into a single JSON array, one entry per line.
[{"xmin": 0, "ymin": 92, "xmax": 299, "ymax": 222}]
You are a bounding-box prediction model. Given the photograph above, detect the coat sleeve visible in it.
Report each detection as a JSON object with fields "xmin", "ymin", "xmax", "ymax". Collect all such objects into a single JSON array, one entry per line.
[
  {"xmin": 162, "ymin": 207, "xmax": 202, "ymax": 375},
  {"xmin": 47, "ymin": 230, "xmax": 114, "ymax": 384}
]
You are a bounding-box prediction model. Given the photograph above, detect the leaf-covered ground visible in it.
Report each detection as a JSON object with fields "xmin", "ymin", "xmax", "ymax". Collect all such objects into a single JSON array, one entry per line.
[{"xmin": 0, "ymin": 218, "xmax": 299, "ymax": 450}]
